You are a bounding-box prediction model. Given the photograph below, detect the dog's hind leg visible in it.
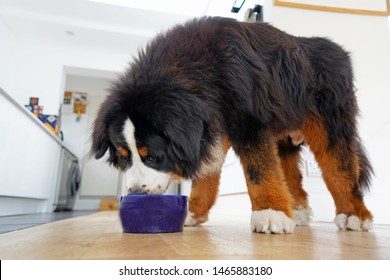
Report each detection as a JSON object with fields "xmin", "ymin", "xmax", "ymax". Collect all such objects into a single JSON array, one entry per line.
[
  {"xmin": 302, "ymin": 115, "xmax": 373, "ymax": 231},
  {"xmin": 278, "ymin": 137, "xmax": 312, "ymax": 226}
]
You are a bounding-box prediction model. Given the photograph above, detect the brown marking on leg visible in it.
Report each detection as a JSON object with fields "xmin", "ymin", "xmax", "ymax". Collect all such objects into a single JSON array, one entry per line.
[
  {"xmin": 278, "ymin": 138, "xmax": 308, "ymax": 209},
  {"xmin": 302, "ymin": 116, "xmax": 373, "ymax": 221},
  {"xmin": 278, "ymin": 138, "xmax": 312, "ymax": 225},
  {"xmin": 188, "ymin": 171, "xmax": 221, "ymax": 221},
  {"xmin": 238, "ymin": 140, "xmax": 294, "ymax": 218},
  {"xmin": 187, "ymin": 134, "xmax": 231, "ymax": 224}
]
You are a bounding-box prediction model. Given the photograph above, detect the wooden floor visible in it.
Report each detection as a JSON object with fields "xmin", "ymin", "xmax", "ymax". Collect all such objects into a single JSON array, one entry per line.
[{"xmin": 0, "ymin": 211, "xmax": 389, "ymax": 260}]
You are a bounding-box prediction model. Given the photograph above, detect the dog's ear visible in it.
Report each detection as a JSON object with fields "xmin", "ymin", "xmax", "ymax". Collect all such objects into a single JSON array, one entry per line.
[
  {"xmin": 150, "ymin": 93, "xmax": 206, "ymax": 174},
  {"xmin": 91, "ymin": 113, "xmax": 110, "ymax": 160},
  {"xmin": 164, "ymin": 117, "xmax": 204, "ymax": 179},
  {"xmin": 92, "ymin": 133, "xmax": 109, "ymax": 160},
  {"xmin": 164, "ymin": 115, "xmax": 203, "ymax": 163},
  {"xmin": 91, "ymin": 93, "xmax": 121, "ymax": 160}
]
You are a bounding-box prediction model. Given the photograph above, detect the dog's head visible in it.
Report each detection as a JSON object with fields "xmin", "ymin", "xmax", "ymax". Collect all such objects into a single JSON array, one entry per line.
[{"xmin": 91, "ymin": 80, "xmax": 209, "ymax": 195}]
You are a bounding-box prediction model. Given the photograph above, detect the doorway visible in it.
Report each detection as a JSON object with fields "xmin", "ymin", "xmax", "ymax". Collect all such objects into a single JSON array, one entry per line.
[{"xmin": 61, "ymin": 72, "xmax": 120, "ymax": 209}]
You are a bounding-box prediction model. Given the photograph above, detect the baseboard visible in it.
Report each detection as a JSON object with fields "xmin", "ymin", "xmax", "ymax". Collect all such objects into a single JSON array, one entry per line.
[{"xmin": 0, "ymin": 196, "xmax": 48, "ymax": 216}]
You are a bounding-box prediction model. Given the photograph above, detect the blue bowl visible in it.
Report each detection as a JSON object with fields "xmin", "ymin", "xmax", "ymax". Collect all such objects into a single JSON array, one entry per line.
[{"xmin": 119, "ymin": 195, "xmax": 188, "ymax": 233}]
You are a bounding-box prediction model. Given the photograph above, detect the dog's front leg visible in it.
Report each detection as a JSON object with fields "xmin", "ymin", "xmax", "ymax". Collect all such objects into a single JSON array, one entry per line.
[
  {"xmin": 184, "ymin": 172, "xmax": 221, "ymax": 226},
  {"xmin": 235, "ymin": 136, "xmax": 296, "ymax": 234}
]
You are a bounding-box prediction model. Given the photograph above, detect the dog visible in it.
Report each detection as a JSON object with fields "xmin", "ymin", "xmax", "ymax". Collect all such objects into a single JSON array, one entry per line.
[{"xmin": 91, "ymin": 17, "xmax": 373, "ymax": 234}]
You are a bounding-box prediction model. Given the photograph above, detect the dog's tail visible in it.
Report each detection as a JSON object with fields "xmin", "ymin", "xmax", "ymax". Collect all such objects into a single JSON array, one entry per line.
[{"xmin": 357, "ymin": 140, "xmax": 373, "ymax": 192}]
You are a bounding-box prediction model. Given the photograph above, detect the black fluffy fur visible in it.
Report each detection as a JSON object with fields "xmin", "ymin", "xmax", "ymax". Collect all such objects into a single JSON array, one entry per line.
[{"xmin": 92, "ymin": 17, "xmax": 372, "ymax": 190}]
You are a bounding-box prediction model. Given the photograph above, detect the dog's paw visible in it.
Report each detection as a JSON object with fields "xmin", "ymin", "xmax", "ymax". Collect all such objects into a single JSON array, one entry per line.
[
  {"xmin": 184, "ymin": 211, "xmax": 208, "ymax": 227},
  {"xmin": 251, "ymin": 209, "xmax": 295, "ymax": 234},
  {"xmin": 293, "ymin": 205, "xmax": 313, "ymax": 226},
  {"xmin": 334, "ymin": 214, "xmax": 373, "ymax": 231}
]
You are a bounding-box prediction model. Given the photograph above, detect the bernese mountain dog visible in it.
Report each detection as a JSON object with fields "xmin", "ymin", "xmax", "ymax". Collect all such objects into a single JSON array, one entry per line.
[{"xmin": 92, "ymin": 17, "xmax": 373, "ymax": 234}]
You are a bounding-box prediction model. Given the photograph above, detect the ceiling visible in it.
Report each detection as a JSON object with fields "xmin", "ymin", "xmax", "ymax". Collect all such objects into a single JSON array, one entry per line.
[{"xmin": 0, "ymin": 0, "xmax": 242, "ymax": 53}]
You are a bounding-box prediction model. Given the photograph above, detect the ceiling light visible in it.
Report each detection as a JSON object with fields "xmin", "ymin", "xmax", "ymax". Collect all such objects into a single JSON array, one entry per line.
[
  {"xmin": 231, "ymin": 0, "xmax": 246, "ymax": 13},
  {"xmin": 65, "ymin": 30, "xmax": 75, "ymax": 36}
]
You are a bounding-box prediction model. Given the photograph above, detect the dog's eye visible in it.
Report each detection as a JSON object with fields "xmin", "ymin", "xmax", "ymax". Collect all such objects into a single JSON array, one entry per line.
[{"xmin": 145, "ymin": 155, "xmax": 157, "ymax": 162}]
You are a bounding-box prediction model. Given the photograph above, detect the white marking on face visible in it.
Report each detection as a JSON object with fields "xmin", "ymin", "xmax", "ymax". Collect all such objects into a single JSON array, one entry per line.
[{"xmin": 121, "ymin": 119, "xmax": 172, "ymax": 195}]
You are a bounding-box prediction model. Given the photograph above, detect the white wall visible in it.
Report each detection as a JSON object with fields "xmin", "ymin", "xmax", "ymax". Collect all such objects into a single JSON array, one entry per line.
[
  {"xmin": 0, "ymin": 19, "xmax": 15, "ymax": 93},
  {"xmin": 7, "ymin": 43, "xmax": 130, "ymax": 115}
]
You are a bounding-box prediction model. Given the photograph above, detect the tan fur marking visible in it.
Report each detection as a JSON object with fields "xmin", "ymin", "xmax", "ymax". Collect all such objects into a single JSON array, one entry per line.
[
  {"xmin": 302, "ymin": 116, "xmax": 372, "ymax": 220},
  {"xmin": 171, "ymin": 171, "xmax": 186, "ymax": 182},
  {"xmin": 189, "ymin": 172, "xmax": 221, "ymax": 220},
  {"xmin": 245, "ymin": 175, "xmax": 294, "ymax": 218},
  {"xmin": 188, "ymin": 135, "xmax": 231, "ymax": 220},
  {"xmin": 280, "ymin": 149, "xmax": 308, "ymax": 209},
  {"xmin": 137, "ymin": 147, "xmax": 149, "ymax": 158},
  {"xmin": 117, "ymin": 147, "xmax": 129, "ymax": 157},
  {"xmin": 240, "ymin": 143, "xmax": 294, "ymax": 218},
  {"xmin": 221, "ymin": 134, "xmax": 231, "ymax": 154},
  {"xmin": 288, "ymin": 130, "xmax": 304, "ymax": 145}
]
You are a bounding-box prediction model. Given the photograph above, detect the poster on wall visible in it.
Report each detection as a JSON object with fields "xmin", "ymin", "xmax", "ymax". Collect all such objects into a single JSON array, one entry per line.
[
  {"xmin": 63, "ymin": 91, "xmax": 88, "ymax": 121},
  {"xmin": 72, "ymin": 92, "xmax": 88, "ymax": 114},
  {"xmin": 63, "ymin": 91, "xmax": 74, "ymax": 114},
  {"xmin": 63, "ymin": 91, "xmax": 88, "ymax": 114}
]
